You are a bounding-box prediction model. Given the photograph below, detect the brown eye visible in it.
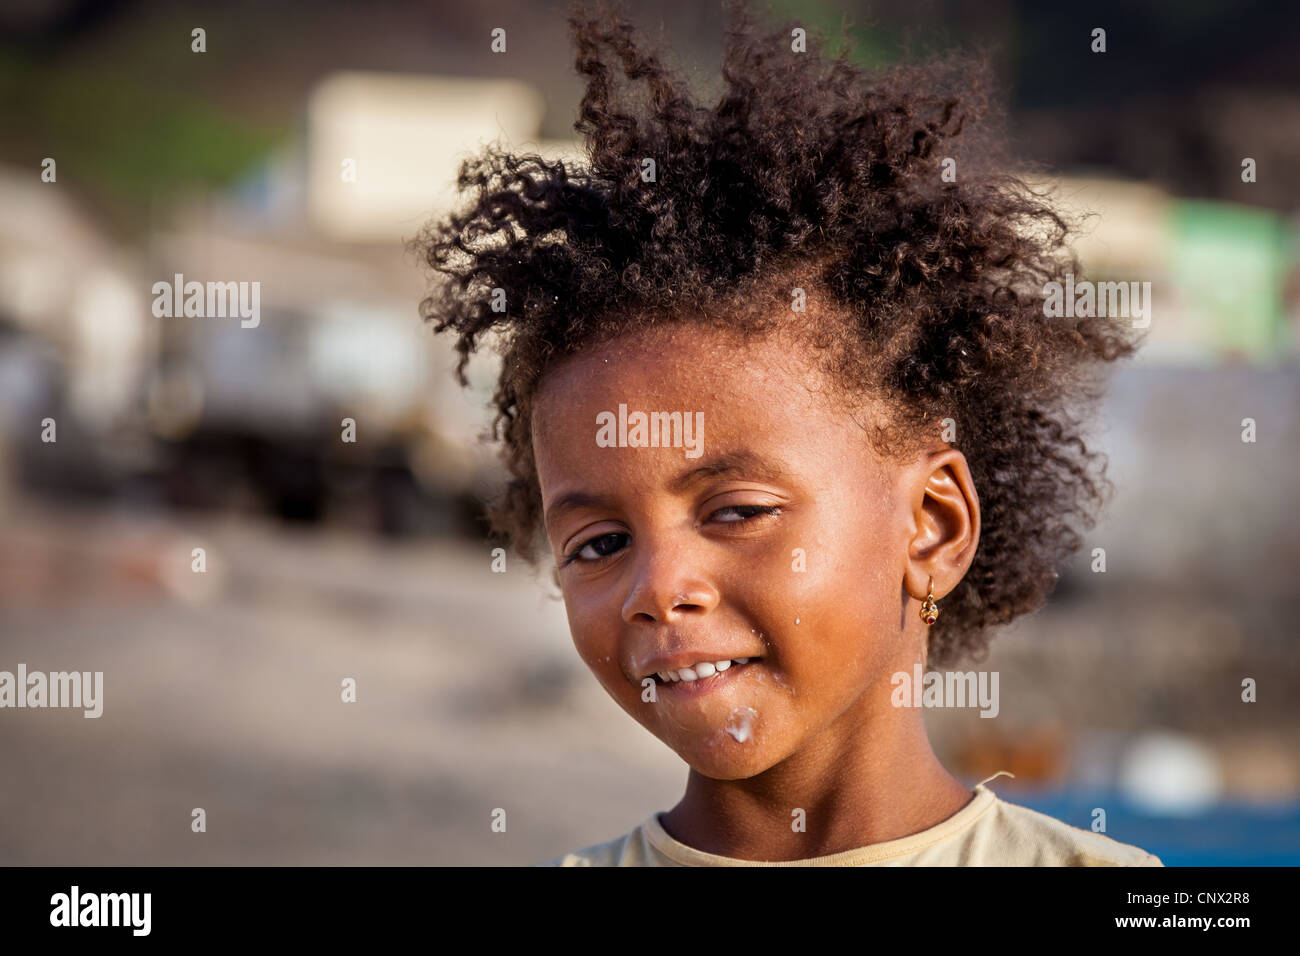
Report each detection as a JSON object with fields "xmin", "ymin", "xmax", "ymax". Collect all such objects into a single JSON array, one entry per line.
[
  {"xmin": 709, "ymin": 504, "xmax": 782, "ymax": 524},
  {"xmin": 564, "ymin": 532, "xmax": 628, "ymax": 565}
]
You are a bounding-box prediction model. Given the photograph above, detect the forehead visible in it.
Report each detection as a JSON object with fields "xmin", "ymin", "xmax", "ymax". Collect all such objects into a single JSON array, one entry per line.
[
  {"xmin": 542, "ymin": 320, "xmax": 808, "ymax": 398},
  {"xmin": 530, "ymin": 322, "xmax": 879, "ymax": 501},
  {"xmin": 533, "ymin": 323, "xmax": 816, "ymax": 436}
]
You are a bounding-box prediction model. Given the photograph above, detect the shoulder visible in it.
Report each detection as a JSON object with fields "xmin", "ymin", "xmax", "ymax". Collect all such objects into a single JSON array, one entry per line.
[
  {"xmin": 536, "ymin": 820, "xmax": 659, "ymax": 867},
  {"xmin": 982, "ymin": 792, "xmax": 1163, "ymax": 867}
]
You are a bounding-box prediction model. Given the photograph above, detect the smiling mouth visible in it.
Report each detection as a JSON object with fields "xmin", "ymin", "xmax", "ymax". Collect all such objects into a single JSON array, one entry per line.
[{"xmin": 652, "ymin": 657, "xmax": 759, "ymax": 686}]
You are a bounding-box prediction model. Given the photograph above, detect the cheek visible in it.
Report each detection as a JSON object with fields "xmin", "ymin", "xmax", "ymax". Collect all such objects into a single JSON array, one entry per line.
[
  {"xmin": 561, "ymin": 582, "xmax": 626, "ymax": 679},
  {"xmin": 769, "ymin": 495, "xmax": 903, "ymax": 676},
  {"xmin": 795, "ymin": 487, "xmax": 896, "ymax": 587}
]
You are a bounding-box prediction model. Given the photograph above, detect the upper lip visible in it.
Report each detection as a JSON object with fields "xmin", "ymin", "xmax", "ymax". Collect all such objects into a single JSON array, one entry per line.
[{"xmin": 634, "ymin": 650, "xmax": 765, "ymax": 681}]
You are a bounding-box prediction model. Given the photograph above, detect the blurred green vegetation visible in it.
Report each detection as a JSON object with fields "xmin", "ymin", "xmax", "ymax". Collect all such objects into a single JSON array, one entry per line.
[
  {"xmin": 0, "ymin": 37, "xmax": 287, "ymax": 234},
  {"xmin": 762, "ymin": 0, "xmax": 978, "ymax": 69},
  {"xmin": 765, "ymin": 0, "xmax": 899, "ymax": 67}
]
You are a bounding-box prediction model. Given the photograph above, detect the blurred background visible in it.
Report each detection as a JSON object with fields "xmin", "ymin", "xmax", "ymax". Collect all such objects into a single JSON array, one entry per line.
[{"xmin": 0, "ymin": 0, "xmax": 1297, "ymax": 866}]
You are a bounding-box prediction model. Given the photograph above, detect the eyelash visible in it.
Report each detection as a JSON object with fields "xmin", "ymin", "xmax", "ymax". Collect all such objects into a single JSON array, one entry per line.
[{"xmin": 561, "ymin": 504, "xmax": 782, "ymax": 567}]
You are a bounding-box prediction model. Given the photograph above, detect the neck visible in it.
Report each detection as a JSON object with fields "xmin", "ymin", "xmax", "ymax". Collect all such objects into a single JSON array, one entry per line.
[{"xmin": 659, "ymin": 694, "xmax": 974, "ymax": 861}]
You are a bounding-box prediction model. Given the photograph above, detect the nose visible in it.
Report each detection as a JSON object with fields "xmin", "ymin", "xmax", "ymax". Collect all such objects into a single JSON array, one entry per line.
[{"xmin": 620, "ymin": 543, "xmax": 720, "ymax": 624}]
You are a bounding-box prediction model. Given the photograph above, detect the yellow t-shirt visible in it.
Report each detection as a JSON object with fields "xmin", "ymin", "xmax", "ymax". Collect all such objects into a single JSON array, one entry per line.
[{"xmin": 541, "ymin": 780, "xmax": 1164, "ymax": 867}]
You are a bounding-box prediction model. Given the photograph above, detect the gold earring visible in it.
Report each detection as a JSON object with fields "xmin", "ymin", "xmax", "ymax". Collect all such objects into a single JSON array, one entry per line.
[{"xmin": 920, "ymin": 576, "xmax": 939, "ymax": 625}]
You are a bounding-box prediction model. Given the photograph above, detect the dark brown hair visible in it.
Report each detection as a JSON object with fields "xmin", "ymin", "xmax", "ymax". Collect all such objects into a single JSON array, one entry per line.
[{"xmin": 413, "ymin": 0, "xmax": 1139, "ymax": 667}]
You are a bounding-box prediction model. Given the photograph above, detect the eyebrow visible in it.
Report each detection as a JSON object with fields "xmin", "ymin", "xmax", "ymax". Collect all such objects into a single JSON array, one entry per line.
[
  {"xmin": 665, "ymin": 449, "xmax": 793, "ymax": 494},
  {"xmin": 543, "ymin": 449, "xmax": 794, "ymax": 532}
]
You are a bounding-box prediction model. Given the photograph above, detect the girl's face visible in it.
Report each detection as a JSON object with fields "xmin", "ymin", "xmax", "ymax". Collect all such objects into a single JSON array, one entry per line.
[{"xmin": 532, "ymin": 322, "xmax": 929, "ymax": 780}]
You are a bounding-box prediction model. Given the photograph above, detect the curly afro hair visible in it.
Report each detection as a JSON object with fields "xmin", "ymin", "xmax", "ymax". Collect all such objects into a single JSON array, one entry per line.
[{"xmin": 413, "ymin": 0, "xmax": 1140, "ymax": 668}]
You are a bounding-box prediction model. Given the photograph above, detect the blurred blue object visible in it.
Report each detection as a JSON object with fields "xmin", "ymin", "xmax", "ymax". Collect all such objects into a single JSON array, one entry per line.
[{"xmin": 1002, "ymin": 785, "xmax": 1300, "ymax": 866}]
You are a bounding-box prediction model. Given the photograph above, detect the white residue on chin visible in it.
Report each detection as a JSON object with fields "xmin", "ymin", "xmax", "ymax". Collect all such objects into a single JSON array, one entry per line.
[
  {"xmin": 771, "ymin": 670, "xmax": 796, "ymax": 696},
  {"xmin": 725, "ymin": 706, "xmax": 759, "ymax": 743}
]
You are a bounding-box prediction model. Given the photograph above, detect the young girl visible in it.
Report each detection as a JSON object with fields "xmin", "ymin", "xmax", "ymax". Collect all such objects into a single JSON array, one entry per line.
[{"xmin": 415, "ymin": 0, "xmax": 1162, "ymax": 866}]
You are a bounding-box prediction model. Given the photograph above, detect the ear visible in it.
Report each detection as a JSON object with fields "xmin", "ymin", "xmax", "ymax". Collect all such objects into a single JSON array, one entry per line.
[{"xmin": 903, "ymin": 447, "xmax": 980, "ymax": 603}]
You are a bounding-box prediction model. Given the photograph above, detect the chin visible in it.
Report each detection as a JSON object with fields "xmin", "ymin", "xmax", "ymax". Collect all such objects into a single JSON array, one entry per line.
[{"xmin": 671, "ymin": 733, "xmax": 787, "ymax": 781}]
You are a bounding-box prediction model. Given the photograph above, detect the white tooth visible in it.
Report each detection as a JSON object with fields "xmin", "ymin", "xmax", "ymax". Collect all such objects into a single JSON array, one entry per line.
[
  {"xmin": 678, "ymin": 667, "xmax": 698, "ymax": 681},
  {"xmin": 695, "ymin": 662, "xmax": 717, "ymax": 678},
  {"xmin": 657, "ymin": 672, "xmax": 671, "ymax": 683},
  {"xmin": 668, "ymin": 671, "xmax": 680, "ymax": 681},
  {"xmin": 714, "ymin": 659, "xmax": 731, "ymax": 671},
  {"xmin": 734, "ymin": 657, "xmax": 749, "ymax": 665}
]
